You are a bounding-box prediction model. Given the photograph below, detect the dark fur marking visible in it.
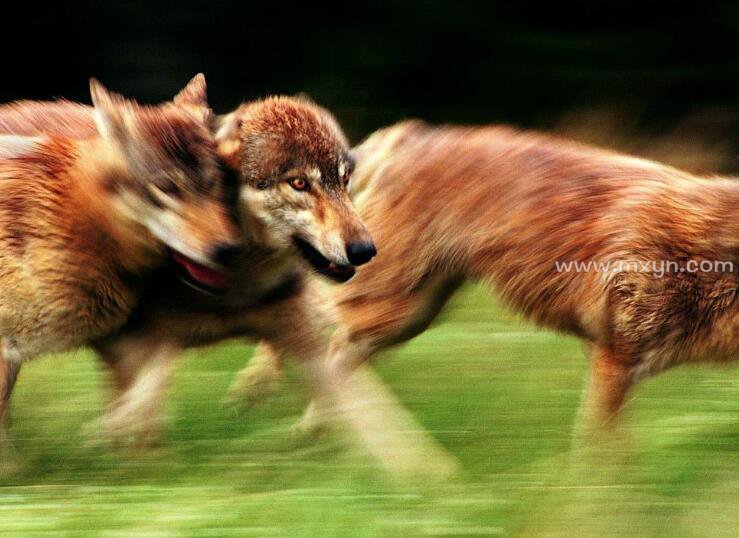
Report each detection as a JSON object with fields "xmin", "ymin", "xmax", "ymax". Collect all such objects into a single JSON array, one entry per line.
[
  {"xmin": 250, "ymin": 273, "xmax": 304, "ymax": 307},
  {"xmin": 1, "ymin": 196, "xmax": 29, "ymax": 253}
]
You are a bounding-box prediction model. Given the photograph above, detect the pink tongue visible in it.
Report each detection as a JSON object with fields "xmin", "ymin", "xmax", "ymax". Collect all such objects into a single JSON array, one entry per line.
[
  {"xmin": 173, "ymin": 253, "xmax": 229, "ymax": 288},
  {"xmin": 185, "ymin": 261, "xmax": 229, "ymax": 288}
]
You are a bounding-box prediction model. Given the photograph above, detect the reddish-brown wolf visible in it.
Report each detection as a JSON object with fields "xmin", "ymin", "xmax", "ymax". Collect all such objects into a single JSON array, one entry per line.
[
  {"xmin": 0, "ymin": 76, "xmax": 240, "ymax": 431},
  {"xmin": 232, "ymin": 120, "xmax": 739, "ymax": 436}
]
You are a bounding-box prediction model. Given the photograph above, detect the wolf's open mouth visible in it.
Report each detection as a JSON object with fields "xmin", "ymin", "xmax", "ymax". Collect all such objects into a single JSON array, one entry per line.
[
  {"xmin": 171, "ymin": 250, "xmax": 230, "ymax": 294},
  {"xmin": 292, "ymin": 236, "xmax": 356, "ymax": 283}
]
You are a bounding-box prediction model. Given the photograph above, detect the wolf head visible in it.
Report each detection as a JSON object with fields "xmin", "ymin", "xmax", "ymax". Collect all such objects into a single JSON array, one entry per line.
[
  {"xmin": 90, "ymin": 76, "xmax": 240, "ymax": 291},
  {"xmin": 215, "ymin": 96, "xmax": 375, "ymax": 282}
]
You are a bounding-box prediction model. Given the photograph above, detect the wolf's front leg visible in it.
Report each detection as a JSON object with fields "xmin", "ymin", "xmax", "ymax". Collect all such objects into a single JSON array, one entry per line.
[
  {"xmin": 93, "ymin": 338, "xmax": 180, "ymax": 447},
  {"xmin": 262, "ymin": 298, "xmax": 458, "ymax": 479},
  {"xmin": 291, "ymin": 327, "xmax": 375, "ymax": 436},
  {"xmin": 225, "ymin": 341, "xmax": 285, "ymax": 413}
]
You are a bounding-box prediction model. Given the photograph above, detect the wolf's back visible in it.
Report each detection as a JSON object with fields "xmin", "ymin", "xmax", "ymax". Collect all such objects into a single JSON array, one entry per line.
[{"xmin": 0, "ymin": 100, "xmax": 97, "ymax": 138}]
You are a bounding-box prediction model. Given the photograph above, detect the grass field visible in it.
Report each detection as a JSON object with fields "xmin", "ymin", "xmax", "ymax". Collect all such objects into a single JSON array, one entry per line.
[{"xmin": 1, "ymin": 284, "xmax": 737, "ymax": 536}]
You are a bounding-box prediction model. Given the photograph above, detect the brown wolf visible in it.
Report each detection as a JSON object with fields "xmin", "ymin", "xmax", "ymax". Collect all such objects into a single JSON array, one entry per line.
[
  {"xmin": 231, "ymin": 120, "xmax": 739, "ymax": 435},
  {"xmin": 0, "ymin": 94, "xmax": 376, "ymax": 442},
  {"xmin": 0, "ymin": 77, "xmax": 239, "ymax": 429}
]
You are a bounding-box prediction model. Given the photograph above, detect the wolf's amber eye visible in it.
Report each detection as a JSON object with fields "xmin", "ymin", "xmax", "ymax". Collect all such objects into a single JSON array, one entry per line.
[{"xmin": 289, "ymin": 177, "xmax": 310, "ymax": 192}]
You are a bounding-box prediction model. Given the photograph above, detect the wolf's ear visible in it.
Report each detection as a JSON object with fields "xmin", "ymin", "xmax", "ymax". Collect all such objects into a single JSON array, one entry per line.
[
  {"xmin": 90, "ymin": 78, "xmax": 133, "ymax": 146},
  {"xmin": 174, "ymin": 73, "xmax": 210, "ymax": 122},
  {"xmin": 213, "ymin": 108, "xmax": 243, "ymax": 170},
  {"xmin": 174, "ymin": 73, "xmax": 207, "ymax": 107}
]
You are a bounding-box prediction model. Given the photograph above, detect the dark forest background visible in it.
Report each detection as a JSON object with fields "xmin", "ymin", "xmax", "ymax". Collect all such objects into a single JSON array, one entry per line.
[{"xmin": 3, "ymin": 1, "xmax": 739, "ymax": 168}]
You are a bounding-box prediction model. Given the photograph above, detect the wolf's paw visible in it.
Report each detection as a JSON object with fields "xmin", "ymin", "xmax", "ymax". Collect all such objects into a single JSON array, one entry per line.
[
  {"xmin": 288, "ymin": 401, "xmax": 332, "ymax": 441},
  {"xmin": 81, "ymin": 416, "xmax": 115, "ymax": 449},
  {"xmin": 289, "ymin": 416, "xmax": 328, "ymax": 442},
  {"xmin": 82, "ymin": 412, "xmax": 162, "ymax": 450},
  {"xmin": 223, "ymin": 365, "xmax": 283, "ymax": 415}
]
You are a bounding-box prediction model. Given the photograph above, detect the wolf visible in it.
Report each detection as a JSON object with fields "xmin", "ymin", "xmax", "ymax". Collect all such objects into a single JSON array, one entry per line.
[
  {"xmin": 0, "ymin": 76, "xmax": 240, "ymax": 430},
  {"xmin": 0, "ymin": 92, "xmax": 376, "ymax": 442},
  {"xmin": 231, "ymin": 120, "xmax": 739, "ymax": 436}
]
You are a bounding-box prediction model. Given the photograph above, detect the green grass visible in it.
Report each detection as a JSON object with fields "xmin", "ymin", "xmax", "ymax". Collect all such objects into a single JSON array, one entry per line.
[{"xmin": 1, "ymin": 284, "xmax": 737, "ymax": 536}]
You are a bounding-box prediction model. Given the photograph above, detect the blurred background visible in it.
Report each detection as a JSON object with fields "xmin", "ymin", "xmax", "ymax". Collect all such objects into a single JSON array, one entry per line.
[
  {"xmin": 4, "ymin": 1, "xmax": 739, "ymax": 171},
  {"xmin": 1, "ymin": 2, "xmax": 738, "ymax": 536}
]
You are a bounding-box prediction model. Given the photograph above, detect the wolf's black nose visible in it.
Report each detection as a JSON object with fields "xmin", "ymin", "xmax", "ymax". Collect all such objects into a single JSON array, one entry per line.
[
  {"xmin": 212, "ymin": 243, "xmax": 242, "ymax": 268},
  {"xmin": 346, "ymin": 241, "xmax": 377, "ymax": 266}
]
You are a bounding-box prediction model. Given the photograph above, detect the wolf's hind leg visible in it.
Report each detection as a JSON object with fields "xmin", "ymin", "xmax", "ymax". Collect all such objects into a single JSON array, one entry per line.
[
  {"xmin": 573, "ymin": 344, "xmax": 635, "ymax": 444},
  {"xmin": 225, "ymin": 341, "xmax": 285, "ymax": 413},
  {"xmin": 0, "ymin": 354, "xmax": 20, "ymax": 426},
  {"xmin": 0, "ymin": 349, "xmax": 21, "ymax": 465}
]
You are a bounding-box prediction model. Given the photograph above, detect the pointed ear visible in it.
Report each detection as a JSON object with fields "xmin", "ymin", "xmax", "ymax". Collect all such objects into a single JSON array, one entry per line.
[
  {"xmin": 213, "ymin": 108, "xmax": 242, "ymax": 171},
  {"xmin": 174, "ymin": 73, "xmax": 211, "ymax": 122},
  {"xmin": 90, "ymin": 78, "xmax": 131, "ymax": 144},
  {"xmin": 174, "ymin": 73, "xmax": 207, "ymax": 107}
]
